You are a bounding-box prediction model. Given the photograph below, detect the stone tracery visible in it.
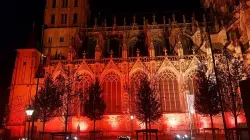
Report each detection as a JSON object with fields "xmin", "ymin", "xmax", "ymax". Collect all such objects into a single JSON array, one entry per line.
[
  {"xmin": 157, "ymin": 69, "xmax": 181, "ymax": 112},
  {"xmin": 7, "ymin": 0, "xmax": 250, "ymax": 138},
  {"xmin": 103, "ymin": 72, "xmax": 122, "ymax": 114}
]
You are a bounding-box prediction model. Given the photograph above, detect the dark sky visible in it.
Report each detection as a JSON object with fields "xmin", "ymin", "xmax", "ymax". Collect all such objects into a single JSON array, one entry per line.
[{"xmin": 0, "ymin": 0, "xmax": 201, "ymax": 127}]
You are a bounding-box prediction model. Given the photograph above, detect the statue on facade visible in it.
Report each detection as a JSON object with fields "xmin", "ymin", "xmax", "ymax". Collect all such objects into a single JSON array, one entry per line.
[
  {"xmin": 95, "ymin": 39, "xmax": 101, "ymax": 59},
  {"xmin": 234, "ymin": 39, "xmax": 243, "ymax": 60},
  {"xmin": 175, "ymin": 35, "xmax": 184, "ymax": 57},
  {"xmin": 67, "ymin": 46, "xmax": 77, "ymax": 60}
]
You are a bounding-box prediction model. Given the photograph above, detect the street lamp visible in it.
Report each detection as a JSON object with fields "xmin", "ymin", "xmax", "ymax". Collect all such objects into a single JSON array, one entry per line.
[
  {"xmin": 130, "ymin": 115, "xmax": 134, "ymax": 120},
  {"xmin": 26, "ymin": 105, "xmax": 34, "ymax": 140}
]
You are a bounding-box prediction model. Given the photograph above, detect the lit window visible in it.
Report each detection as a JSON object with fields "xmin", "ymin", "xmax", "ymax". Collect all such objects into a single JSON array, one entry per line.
[{"xmin": 60, "ymin": 37, "xmax": 64, "ymax": 42}]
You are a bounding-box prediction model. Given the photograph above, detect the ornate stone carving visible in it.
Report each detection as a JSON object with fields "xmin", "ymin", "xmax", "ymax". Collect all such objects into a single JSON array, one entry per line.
[
  {"xmin": 75, "ymin": 59, "xmax": 94, "ymax": 79},
  {"xmin": 101, "ymin": 59, "xmax": 122, "ymax": 81},
  {"xmin": 52, "ymin": 61, "xmax": 67, "ymax": 78},
  {"xmin": 184, "ymin": 56, "xmax": 201, "ymax": 78},
  {"xmin": 129, "ymin": 59, "xmax": 149, "ymax": 77},
  {"xmin": 156, "ymin": 57, "xmax": 179, "ymax": 78}
]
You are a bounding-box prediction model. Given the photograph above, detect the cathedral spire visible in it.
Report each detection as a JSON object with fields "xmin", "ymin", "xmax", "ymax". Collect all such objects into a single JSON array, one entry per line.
[{"xmin": 26, "ymin": 22, "xmax": 37, "ymax": 49}]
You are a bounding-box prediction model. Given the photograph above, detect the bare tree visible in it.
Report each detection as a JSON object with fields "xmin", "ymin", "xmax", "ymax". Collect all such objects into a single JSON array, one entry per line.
[
  {"xmin": 135, "ymin": 77, "xmax": 162, "ymax": 140},
  {"xmin": 1, "ymin": 104, "xmax": 10, "ymax": 128},
  {"xmin": 216, "ymin": 52, "xmax": 246, "ymax": 138},
  {"xmin": 54, "ymin": 68, "xmax": 82, "ymax": 132},
  {"xmin": 34, "ymin": 74, "xmax": 62, "ymax": 139},
  {"xmin": 82, "ymin": 78, "xmax": 106, "ymax": 140},
  {"xmin": 194, "ymin": 64, "xmax": 221, "ymax": 140}
]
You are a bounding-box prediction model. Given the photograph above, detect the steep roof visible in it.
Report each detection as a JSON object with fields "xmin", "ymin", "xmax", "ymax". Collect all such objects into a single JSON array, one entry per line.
[{"xmin": 26, "ymin": 23, "xmax": 37, "ymax": 49}]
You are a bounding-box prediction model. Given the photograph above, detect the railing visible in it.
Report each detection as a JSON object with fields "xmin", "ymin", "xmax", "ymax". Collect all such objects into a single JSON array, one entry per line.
[
  {"xmin": 49, "ymin": 53, "xmax": 249, "ymax": 66},
  {"xmin": 49, "ymin": 54, "xmax": 215, "ymax": 66}
]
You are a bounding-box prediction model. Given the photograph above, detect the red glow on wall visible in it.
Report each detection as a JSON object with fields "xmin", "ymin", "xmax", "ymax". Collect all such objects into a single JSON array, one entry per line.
[
  {"xmin": 72, "ymin": 117, "xmax": 90, "ymax": 132},
  {"xmin": 45, "ymin": 117, "xmax": 64, "ymax": 132},
  {"xmin": 162, "ymin": 114, "xmax": 189, "ymax": 130},
  {"xmin": 108, "ymin": 115, "xmax": 119, "ymax": 129},
  {"xmin": 223, "ymin": 112, "xmax": 246, "ymax": 128}
]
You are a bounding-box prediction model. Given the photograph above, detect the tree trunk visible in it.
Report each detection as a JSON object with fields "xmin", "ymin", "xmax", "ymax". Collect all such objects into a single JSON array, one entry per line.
[
  {"xmin": 42, "ymin": 121, "xmax": 46, "ymax": 140},
  {"xmin": 149, "ymin": 119, "xmax": 151, "ymax": 140},
  {"xmin": 234, "ymin": 113, "xmax": 239, "ymax": 140},
  {"xmin": 210, "ymin": 114, "xmax": 216, "ymax": 140},
  {"xmin": 219, "ymin": 92, "xmax": 229, "ymax": 140},
  {"xmin": 94, "ymin": 119, "xmax": 96, "ymax": 140},
  {"xmin": 145, "ymin": 119, "xmax": 148, "ymax": 140},
  {"xmin": 42, "ymin": 113, "xmax": 46, "ymax": 140},
  {"xmin": 65, "ymin": 116, "xmax": 68, "ymax": 132}
]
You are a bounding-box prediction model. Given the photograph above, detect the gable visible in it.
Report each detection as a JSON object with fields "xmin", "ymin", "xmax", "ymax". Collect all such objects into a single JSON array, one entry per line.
[
  {"xmin": 184, "ymin": 56, "xmax": 201, "ymax": 77},
  {"xmin": 52, "ymin": 61, "xmax": 67, "ymax": 79},
  {"xmin": 75, "ymin": 59, "xmax": 94, "ymax": 77},
  {"xmin": 101, "ymin": 59, "xmax": 122, "ymax": 80},
  {"xmin": 156, "ymin": 57, "xmax": 179, "ymax": 77},
  {"xmin": 129, "ymin": 58, "xmax": 149, "ymax": 76}
]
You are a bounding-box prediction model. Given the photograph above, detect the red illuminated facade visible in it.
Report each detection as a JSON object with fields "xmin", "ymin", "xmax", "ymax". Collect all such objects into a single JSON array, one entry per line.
[{"xmin": 7, "ymin": 0, "xmax": 250, "ymax": 138}]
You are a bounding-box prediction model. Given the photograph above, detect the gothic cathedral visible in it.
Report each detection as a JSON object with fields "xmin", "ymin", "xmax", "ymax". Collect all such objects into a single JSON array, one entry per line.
[{"xmin": 7, "ymin": 0, "xmax": 250, "ymax": 138}]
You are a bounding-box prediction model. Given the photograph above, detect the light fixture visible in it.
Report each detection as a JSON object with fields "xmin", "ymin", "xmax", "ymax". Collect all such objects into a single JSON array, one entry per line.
[
  {"xmin": 26, "ymin": 105, "xmax": 34, "ymax": 140},
  {"xmin": 130, "ymin": 115, "xmax": 134, "ymax": 120},
  {"xmin": 25, "ymin": 105, "xmax": 34, "ymax": 116}
]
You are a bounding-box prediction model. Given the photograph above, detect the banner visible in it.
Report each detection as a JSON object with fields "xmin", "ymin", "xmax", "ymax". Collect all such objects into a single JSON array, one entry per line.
[{"xmin": 186, "ymin": 94, "xmax": 195, "ymax": 114}]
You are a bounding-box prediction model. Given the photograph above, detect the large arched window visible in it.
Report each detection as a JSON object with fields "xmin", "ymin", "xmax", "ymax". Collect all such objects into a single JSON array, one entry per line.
[
  {"xmin": 75, "ymin": 73, "xmax": 93, "ymax": 115},
  {"xmin": 153, "ymin": 40, "xmax": 164, "ymax": 56},
  {"xmin": 103, "ymin": 72, "xmax": 121, "ymax": 114},
  {"xmin": 130, "ymin": 71, "xmax": 148, "ymax": 112},
  {"xmin": 158, "ymin": 70, "xmax": 180, "ymax": 112},
  {"xmin": 75, "ymin": 73, "xmax": 93, "ymax": 91},
  {"xmin": 81, "ymin": 37, "xmax": 96, "ymax": 59},
  {"xmin": 186, "ymin": 71, "xmax": 198, "ymax": 95},
  {"xmin": 128, "ymin": 34, "xmax": 148, "ymax": 57}
]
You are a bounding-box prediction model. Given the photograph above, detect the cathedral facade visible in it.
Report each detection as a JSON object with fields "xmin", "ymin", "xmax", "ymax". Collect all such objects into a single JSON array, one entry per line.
[{"xmin": 7, "ymin": 0, "xmax": 250, "ymax": 138}]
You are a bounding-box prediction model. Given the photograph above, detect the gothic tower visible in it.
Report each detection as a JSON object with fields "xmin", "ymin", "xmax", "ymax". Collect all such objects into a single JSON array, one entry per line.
[
  {"xmin": 43, "ymin": 0, "xmax": 89, "ymax": 60},
  {"xmin": 7, "ymin": 25, "xmax": 42, "ymax": 137}
]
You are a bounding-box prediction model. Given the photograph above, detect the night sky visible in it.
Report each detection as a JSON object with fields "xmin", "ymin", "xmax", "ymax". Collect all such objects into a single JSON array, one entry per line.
[{"xmin": 0, "ymin": 0, "xmax": 201, "ymax": 127}]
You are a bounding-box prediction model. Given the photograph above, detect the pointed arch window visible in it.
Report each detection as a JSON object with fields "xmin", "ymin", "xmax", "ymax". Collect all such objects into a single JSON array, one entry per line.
[
  {"xmin": 186, "ymin": 72, "xmax": 198, "ymax": 95},
  {"xmin": 75, "ymin": 73, "xmax": 93, "ymax": 91},
  {"xmin": 130, "ymin": 71, "xmax": 148, "ymax": 112},
  {"xmin": 153, "ymin": 40, "xmax": 164, "ymax": 56},
  {"xmin": 158, "ymin": 70, "xmax": 181, "ymax": 112},
  {"xmin": 103, "ymin": 72, "xmax": 121, "ymax": 114},
  {"xmin": 75, "ymin": 73, "xmax": 93, "ymax": 115}
]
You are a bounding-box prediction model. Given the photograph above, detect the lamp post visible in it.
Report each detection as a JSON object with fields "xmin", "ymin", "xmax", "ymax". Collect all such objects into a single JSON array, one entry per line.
[
  {"xmin": 130, "ymin": 114, "xmax": 134, "ymax": 138},
  {"xmin": 26, "ymin": 105, "xmax": 34, "ymax": 140}
]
